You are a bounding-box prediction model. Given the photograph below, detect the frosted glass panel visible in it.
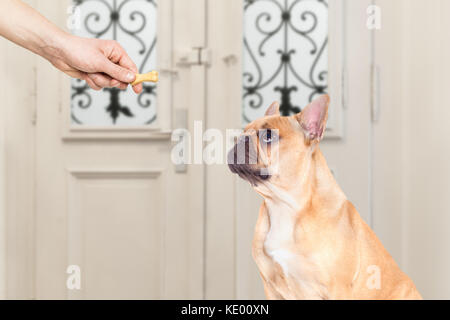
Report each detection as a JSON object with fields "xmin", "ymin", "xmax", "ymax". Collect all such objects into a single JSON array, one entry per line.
[
  {"xmin": 71, "ymin": 0, "xmax": 157, "ymax": 126},
  {"xmin": 243, "ymin": 0, "xmax": 328, "ymax": 124}
]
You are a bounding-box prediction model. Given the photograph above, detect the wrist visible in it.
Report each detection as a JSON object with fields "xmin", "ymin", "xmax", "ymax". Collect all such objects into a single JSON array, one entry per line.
[{"xmin": 37, "ymin": 28, "xmax": 72, "ymax": 62}]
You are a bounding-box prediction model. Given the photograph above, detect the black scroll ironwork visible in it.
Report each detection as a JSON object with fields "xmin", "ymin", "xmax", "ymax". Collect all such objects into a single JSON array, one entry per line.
[
  {"xmin": 243, "ymin": 0, "xmax": 328, "ymax": 123},
  {"xmin": 71, "ymin": 0, "xmax": 157, "ymax": 125}
]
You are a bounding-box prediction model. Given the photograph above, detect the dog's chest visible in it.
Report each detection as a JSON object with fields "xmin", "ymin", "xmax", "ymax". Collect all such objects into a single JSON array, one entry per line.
[
  {"xmin": 263, "ymin": 202, "xmax": 326, "ymax": 299},
  {"xmin": 264, "ymin": 205, "xmax": 297, "ymax": 274},
  {"xmin": 263, "ymin": 201, "xmax": 307, "ymax": 276}
]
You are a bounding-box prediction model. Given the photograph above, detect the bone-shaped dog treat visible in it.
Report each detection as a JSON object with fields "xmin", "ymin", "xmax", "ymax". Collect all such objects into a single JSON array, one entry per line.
[{"xmin": 131, "ymin": 71, "xmax": 159, "ymax": 86}]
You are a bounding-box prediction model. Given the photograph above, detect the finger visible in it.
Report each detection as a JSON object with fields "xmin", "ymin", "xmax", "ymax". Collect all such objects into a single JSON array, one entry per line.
[
  {"xmin": 110, "ymin": 79, "xmax": 129, "ymax": 89},
  {"xmin": 88, "ymin": 73, "xmax": 116, "ymax": 88},
  {"xmin": 88, "ymin": 73, "xmax": 129, "ymax": 90},
  {"xmin": 111, "ymin": 42, "xmax": 138, "ymax": 72},
  {"xmin": 82, "ymin": 74, "xmax": 102, "ymax": 91},
  {"xmin": 65, "ymin": 70, "xmax": 86, "ymax": 80},
  {"xmin": 118, "ymin": 83, "xmax": 128, "ymax": 90},
  {"xmin": 132, "ymin": 83, "xmax": 143, "ymax": 94},
  {"xmin": 101, "ymin": 58, "xmax": 136, "ymax": 84},
  {"xmin": 109, "ymin": 78, "xmax": 128, "ymax": 90},
  {"xmin": 111, "ymin": 44, "xmax": 143, "ymax": 94}
]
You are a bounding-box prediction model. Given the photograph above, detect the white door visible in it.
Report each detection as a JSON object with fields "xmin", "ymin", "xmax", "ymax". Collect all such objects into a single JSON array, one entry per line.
[
  {"xmin": 205, "ymin": 0, "xmax": 373, "ymax": 299},
  {"xmin": 34, "ymin": 0, "xmax": 206, "ymax": 299}
]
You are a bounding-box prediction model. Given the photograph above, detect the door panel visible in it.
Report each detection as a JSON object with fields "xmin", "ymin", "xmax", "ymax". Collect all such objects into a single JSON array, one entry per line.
[
  {"xmin": 67, "ymin": 170, "xmax": 164, "ymax": 299},
  {"xmin": 34, "ymin": 0, "xmax": 205, "ymax": 299}
]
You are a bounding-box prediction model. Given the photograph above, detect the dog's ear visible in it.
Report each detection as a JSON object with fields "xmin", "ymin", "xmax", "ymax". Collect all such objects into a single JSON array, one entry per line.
[
  {"xmin": 296, "ymin": 95, "xmax": 330, "ymax": 142},
  {"xmin": 265, "ymin": 101, "xmax": 280, "ymax": 117}
]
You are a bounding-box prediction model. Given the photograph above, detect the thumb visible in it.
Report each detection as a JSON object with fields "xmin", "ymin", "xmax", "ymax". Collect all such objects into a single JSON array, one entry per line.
[{"xmin": 101, "ymin": 59, "xmax": 136, "ymax": 83}]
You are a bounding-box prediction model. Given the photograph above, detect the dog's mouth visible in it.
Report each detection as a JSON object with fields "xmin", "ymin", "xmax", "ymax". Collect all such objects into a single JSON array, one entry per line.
[{"xmin": 227, "ymin": 148, "xmax": 270, "ymax": 186}]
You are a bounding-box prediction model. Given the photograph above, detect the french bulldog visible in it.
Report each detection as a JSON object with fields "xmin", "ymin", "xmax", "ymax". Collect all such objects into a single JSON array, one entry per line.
[{"xmin": 228, "ymin": 95, "xmax": 421, "ymax": 300}]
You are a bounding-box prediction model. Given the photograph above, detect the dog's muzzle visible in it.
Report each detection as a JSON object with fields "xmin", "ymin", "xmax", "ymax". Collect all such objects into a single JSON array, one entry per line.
[{"xmin": 227, "ymin": 135, "xmax": 270, "ymax": 186}]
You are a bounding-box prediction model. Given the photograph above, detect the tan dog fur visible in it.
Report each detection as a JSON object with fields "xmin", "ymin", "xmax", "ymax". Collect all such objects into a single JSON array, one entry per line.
[{"xmin": 228, "ymin": 95, "xmax": 421, "ymax": 300}]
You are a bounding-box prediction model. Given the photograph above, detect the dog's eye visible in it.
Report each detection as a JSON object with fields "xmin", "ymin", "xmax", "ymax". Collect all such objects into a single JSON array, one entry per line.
[{"xmin": 260, "ymin": 129, "xmax": 279, "ymax": 144}]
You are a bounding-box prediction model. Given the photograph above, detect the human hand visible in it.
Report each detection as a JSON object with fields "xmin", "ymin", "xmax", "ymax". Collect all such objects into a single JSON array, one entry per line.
[{"xmin": 45, "ymin": 35, "xmax": 143, "ymax": 93}]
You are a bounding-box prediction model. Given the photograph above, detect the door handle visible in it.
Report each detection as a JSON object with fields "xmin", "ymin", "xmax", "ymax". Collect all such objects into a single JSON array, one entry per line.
[
  {"xmin": 159, "ymin": 68, "xmax": 178, "ymax": 76},
  {"xmin": 222, "ymin": 54, "xmax": 238, "ymax": 66}
]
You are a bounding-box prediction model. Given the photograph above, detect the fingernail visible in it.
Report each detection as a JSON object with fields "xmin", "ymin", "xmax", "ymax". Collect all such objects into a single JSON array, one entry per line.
[{"xmin": 127, "ymin": 73, "xmax": 135, "ymax": 82}]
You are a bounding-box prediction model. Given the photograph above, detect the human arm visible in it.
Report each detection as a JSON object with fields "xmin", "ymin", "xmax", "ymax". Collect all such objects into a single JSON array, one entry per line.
[{"xmin": 0, "ymin": 0, "xmax": 143, "ymax": 93}]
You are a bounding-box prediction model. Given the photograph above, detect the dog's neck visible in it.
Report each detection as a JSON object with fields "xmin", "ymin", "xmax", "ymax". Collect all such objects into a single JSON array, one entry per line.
[
  {"xmin": 256, "ymin": 147, "xmax": 346, "ymax": 217},
  {"xmin": 255, "ymin": 147, "xmax": 347, "ymax": 289}
]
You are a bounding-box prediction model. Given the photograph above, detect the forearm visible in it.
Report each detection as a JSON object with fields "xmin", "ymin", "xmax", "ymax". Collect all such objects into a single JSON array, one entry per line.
[
  {"xmin": 0, "ymin": 0, "xmax": 142, "ymax": 92},
  {"xmin": 0, "ymin": 0, "xmax": 69, "ymax": 59}
]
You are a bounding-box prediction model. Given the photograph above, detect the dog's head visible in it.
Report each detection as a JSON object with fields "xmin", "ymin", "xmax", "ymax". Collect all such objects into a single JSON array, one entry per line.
[{"xmin": 227, "ymin": 95, "xmax": 329, "ymax": 191}]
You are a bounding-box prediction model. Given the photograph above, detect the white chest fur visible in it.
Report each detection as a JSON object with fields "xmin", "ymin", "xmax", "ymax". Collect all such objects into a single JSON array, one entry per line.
[
  {"xmin": 263, "ymin": 200, "xmax": 298, "ymax": 276},
  {"xmin": 263, "ymin": 199, "xmax": 328, "ymax": 299}
]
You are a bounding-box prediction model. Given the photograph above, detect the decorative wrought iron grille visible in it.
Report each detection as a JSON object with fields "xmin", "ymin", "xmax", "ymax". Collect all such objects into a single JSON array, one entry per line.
[
  {"xmin": 71, "ymin": 0, "xmax": 157, "ymax": 126},
  {"xmin": 243, "ymin": 0, "xmax": 328, "ymax": 124}
]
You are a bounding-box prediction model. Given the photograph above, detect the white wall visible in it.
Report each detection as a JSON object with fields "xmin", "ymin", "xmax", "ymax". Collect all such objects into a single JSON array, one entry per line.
[
  {"xmin": 0, "ymin": 35, "xmax": 7, "ymax": 300},
  {"xmin": 374, "ymin": 0, "xmax": 450, "ymax": 299},
  {"xmin": 400, "ymin": 0, "xmax": 450, "ymax": 299},
  {"xmin": 0, "ymin": 24, "xmax": 37, "ymax": 299}
]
